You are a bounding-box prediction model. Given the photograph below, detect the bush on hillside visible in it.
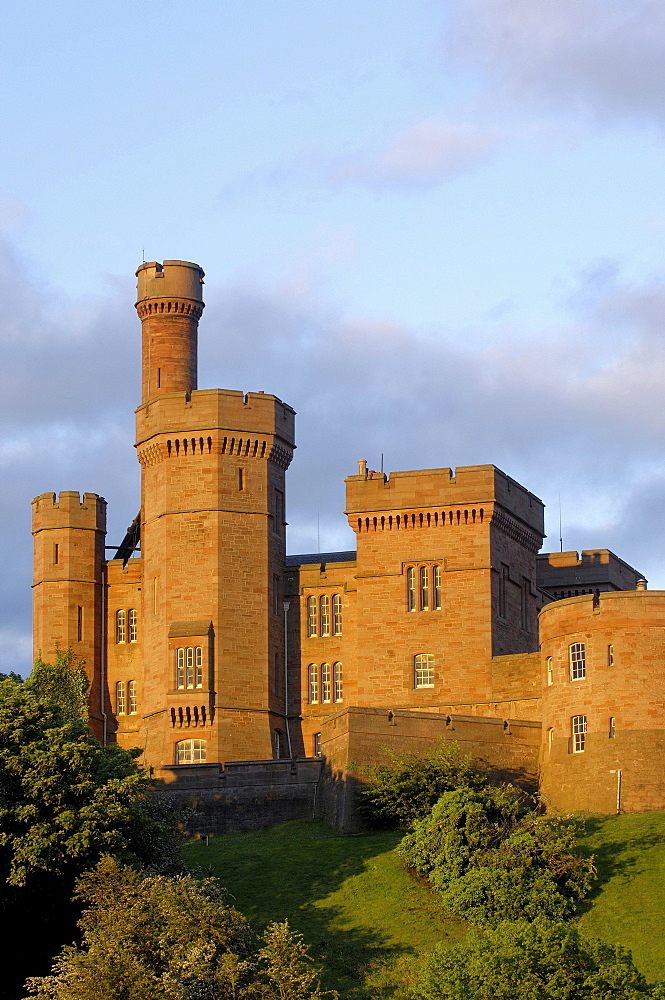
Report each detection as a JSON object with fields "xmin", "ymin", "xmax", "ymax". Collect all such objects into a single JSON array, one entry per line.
[
  {"xmin": 353, "ymin": 742, "xmax": 489, "ymax": 828},
  {"xmin": 412, "ymin": 917, "xmax": 665, "ymax": 1000},
  {"xmin": 400, "ymin": 788, "xmax": 594, "ymax": 925}
]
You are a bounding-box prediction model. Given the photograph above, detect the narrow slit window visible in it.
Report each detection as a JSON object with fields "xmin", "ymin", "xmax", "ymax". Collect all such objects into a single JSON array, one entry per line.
[
  {"xmin": 547, "ymin": 656, "xmax": 553, "ymax": 686},
  {"xmin": 433, "ymin": 565, "xmax": 442, "ymax": 610},
  {"xmin": 609, "ymin": 716, "xmax": 616, "ymax": 739},
  {"xmin": 608, "ymin": 644, "xmax": 614, "ymax": 667},
  {"xmin": 547, "ymin": 726, "xmax": 554, "ymax": 751},
  {"xmin": 77, "ymin": 606, "xmax": 83, "ymax": 643},
  {"xmin": 238, "ymin": 468, "xmax": 244, "ymax": 491},
  {"xmin": 53, "ymin": 543, "xmax": 59, "ymax": 565}
]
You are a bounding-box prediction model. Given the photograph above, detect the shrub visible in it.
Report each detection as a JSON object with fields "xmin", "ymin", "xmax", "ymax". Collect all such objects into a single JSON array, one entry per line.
[{"xmin": 353, "ymin": 742, "xmax": 488, "ymax": 828}]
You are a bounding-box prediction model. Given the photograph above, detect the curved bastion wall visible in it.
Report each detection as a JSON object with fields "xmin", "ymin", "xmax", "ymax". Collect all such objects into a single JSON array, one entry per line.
[{"xmin": 539, "ymin": 590, "xmax": 665, "ymax": 814}]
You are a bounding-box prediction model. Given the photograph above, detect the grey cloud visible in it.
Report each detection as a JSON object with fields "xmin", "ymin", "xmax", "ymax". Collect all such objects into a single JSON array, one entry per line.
[{"xmin": 449, "ymin": 0, "xmax": 665, "ymax": 125}]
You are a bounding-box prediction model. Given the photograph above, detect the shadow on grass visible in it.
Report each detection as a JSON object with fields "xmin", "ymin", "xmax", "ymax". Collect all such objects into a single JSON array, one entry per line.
[
  {"xmin": 575, "ymin": 814, "xmax": 665, "ymax": 914},
  {"xmin": 185, "ymin": 819, "xmax": 459, "ymax": 999}
]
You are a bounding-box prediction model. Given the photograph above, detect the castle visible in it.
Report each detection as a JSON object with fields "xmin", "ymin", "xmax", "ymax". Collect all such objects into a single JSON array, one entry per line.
[{"xmin": 32, "ymin": 260, "xmax": 665, "ymax": 826}]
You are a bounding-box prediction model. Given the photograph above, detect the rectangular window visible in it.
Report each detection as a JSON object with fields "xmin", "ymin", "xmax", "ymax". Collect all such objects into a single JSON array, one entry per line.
[
  {"xmin": 128, "ymin": 680, "xmax": 137, "ymax": 715},
  {"xmin": 414, "ymin": 653, "xmax": 434, "ymax": 688},
  {"xmin": 572, "ymin": 714, "xmax": 587, "ymax": 753},
  {"xmin": 319, "ymin": 596, "xmax": 330, "ymax": 636},
  {"xmin": 77, "ymin": 606, "xmax": 83, "ymax": 643},
  {"xmin": 321, "ymin": 663, "xmax": 331, "ymax": 703},
  {"xmin": 569, "ymin": 643, "xmax": 586, "ymax": 681},
  {"xmin": 307, "ymin": 597, "xmax": 317, "ymax": 638},
  {"xmin": 433, "ymin": 565, "xmax": 442, "ymax": 610},
  {"xmin": 547, "ymin": 656, "xmax": 553, "ymax": 686},
  {"xmin": 116, "ymin": 610, "xmax": 126, "ymax": 644},
  {"xmin": 420, "ymin": 566, "xmax": 429, "ymax": 611},
  {"xmin": 195, "ymin": 647, "xmax": 203, "ymax": 688},
  {"xmin": 238, "ymin": 467, "xmax": 244, "ymax": 491},
  {"xmin": 608, "ymin": 644, "xmax": 614, "ymax": 667},
  {"xmin": 313, "ymin": 732, "xmax": 322, "ymax": 757},
  {"xmin": 128, "ymin": 609, "xmax": 138, "ymax": 643},
  {"xmin": 186, "ymin": 647, "xmax": 194, "ymax": 689},
  {"xmin": 332, "ymin": 594, "xmax": 342, "ymax": 635},
  {"xmin": 176, "ymin": 648, "xmax": 185, "ymax": 690},
  {"xmin": 116, "ymin": 681, "xmax": 126, "ymax": 715},
  {"xmin": 53, "ymin": 543, "xmax": 59, "ymax": 565},
  {"xmin": 609, "ymin": 716, "xmax": 615, "ymax": 738},
  {"xmin": 407, "ymin": 567, "xmax": 416, "ymax": 612}
]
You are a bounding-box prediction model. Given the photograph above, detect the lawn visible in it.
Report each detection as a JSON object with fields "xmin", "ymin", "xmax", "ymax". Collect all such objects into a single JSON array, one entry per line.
[
  {"xmin": 184, "ymin": 819, "xmax": 465, "ymax": 998},
  {"xmin": 577, "ymin": 811, "xmax": 665, "ymax": 984}
]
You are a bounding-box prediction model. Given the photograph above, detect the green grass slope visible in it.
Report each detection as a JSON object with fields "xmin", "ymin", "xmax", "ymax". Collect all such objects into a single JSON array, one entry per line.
[
  {"xmin": 184, "ymin": 819, "xmax": 465, "ymax": 998},
  {"xmin": 577, "ymin": 811, "xmax": 665, "ymax": 983}
]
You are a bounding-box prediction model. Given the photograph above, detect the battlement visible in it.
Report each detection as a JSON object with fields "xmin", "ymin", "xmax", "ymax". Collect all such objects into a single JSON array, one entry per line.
[
  {"xmin": 345, "ymin": 462, "xmax": 543, "ymax": 534},
  {"xmin": 136, "ymin": 260, "xmax": 205, "ymax": 311},
  {"xmin": 32, "ymin": 491, "xmax": 107, "ymax": 531},
  {"xmin": 540, "ymin": 588, "xmax": 665, "ymax": 626},
  {"xmin": 136, "ymin": 388, "xmax": 296, "ymax": 449},
  {"xmin": 537, "ymin": 548, "xmax": 644, "ymax": 596}
]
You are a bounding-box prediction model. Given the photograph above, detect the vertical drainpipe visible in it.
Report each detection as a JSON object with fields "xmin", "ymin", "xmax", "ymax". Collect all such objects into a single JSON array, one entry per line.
[{"xmin": 283, "ymin": 600, "xmax": 292, "ymax": 758}]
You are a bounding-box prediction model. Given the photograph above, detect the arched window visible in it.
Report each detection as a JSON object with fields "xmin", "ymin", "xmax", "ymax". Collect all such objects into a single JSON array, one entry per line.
[
  {"xmin": 407, "ymin": 567, "xmax": 416, "ymax": 612},
  {"xmin": 547, "ymin": 727, "xmax": 554, "ymax": 751},
  {"xmin": 332, "ymin": 594, "xmax": 342, "ymax": 635},
  {"xmin": 195, "ymin": 647, "xmax": 203, "ymax": 688},
  {"xmin": 547, "ymin": 656, "xmax": 553, "ymax": 686},
  {"xmin": 569, "ymin": 643, "xmax": 586, "ymax": 681},
  {"xmin": 414, "ymin": 653, "xmax": 434, "ymax": 689},
  {"xmin": 308, "ymin": 664, "xmax": 318, "ymax": 704},
  {"xmin": 333, "ymin": 662, "xmax": 343, "ymax": 702},
  {"xmin": 319, "ymin": 596, "xmax": 330, "ymax": 636},
  {"xmin": 321, "ymin": 663, "xmax": 331, "ymax": 703},
  {"xmin": 128, "ymin": 609, "xmax": 138, "ymax": 643},
  {"xmin": 176, "ymin": 738, "xmax": 207, "ymax": 764},
  {"xmin": 116, "ymin": 681, "xmax": 126, "ymax": 715},
  {"xmin": 307, "ymin": 597, "xmax": 317, "ymax": 638},
  {"xmin": 420, "ymin": 566, "xmax": 429, "ymax": 610},
  {"xmin": 128, "ymin": 680, "xmax": 137, "ymax": 715},
  {"xmin": 186, "ymin": 647, "xmax": 195, "ymax": 689},
  {"xmin": 433, "ymin": 565, "xmax": 442, "ymax": 610},
  {"xmin": 116, "ymin": 610, "xmax": 126, "ymax": 644},
  {"xmin": 176, "ymin": 648, "xmax": 185, "ymax": 689}
]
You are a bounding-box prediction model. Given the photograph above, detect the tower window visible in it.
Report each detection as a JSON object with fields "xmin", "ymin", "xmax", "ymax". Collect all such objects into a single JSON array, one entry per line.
[
  {"xmin": 332, "ymin": 594, "xmax": 342, "ymax": 635},
  {"xmin": 307, "ymin": 597, "xmax": 317, "ymax": 638},
  {"xmin": 176, "ymin": 648, "xmax": 185, "ymax": 690},
  {"xmin": 176, "ymin": 738, "xmax": 207, "ymax": 764},
  {"xmin": 433, "ymin": 565, "xmax": 442, "ymax": 610},
  {"xmin": 333, "ymin": 662, "xmax": 343, "ymax": 702},
  {"xmin": 128, "ymin": 680, "xmax": 137, "ymax": 715},
  {"xmin": 195, "ymin": 647, "xmax": 203, "ymax": 688},
  {"xmin": 608, "ymin": 644, "xmax": 614, "ymax": 667},
  {"xmin": 128, "ymin": 609, "xmax": 138, "ymax": 643},
  {"xmin": 77, "ymin": 606, "xmax": 83, "ymax": 643},
  {"xmin": 414, "ymin": 653, "xmax": 434, "ymax": 688},
  {"xmin": 308, "ymin": 663, "xmax": 318, "ymax": 704},
  {"xmin": 116, "ymin": 681, "xmax": 126, "ymax": 715},
  {"xmin": 547, "ymin": 656, "xmax": 553, "ymax": 686},
  {"xmin": 609, "ymin": 716, "xmax": 616, "ymax": 739},
  {"xmin": 321, "ymin": 663, "xmax": 331, "ymax": 703},
  {"xmin": 407, "ymin": 567, "xmax": 416, "ymax": 612},
  {"xmin": 186, "ymin": 647, "xmax": 195, "ymax": 689},
  {"xmin": 319, "ymin": 595, "xmax": 330, "ymax": 636},
  {"xmin": 569, "ymin": 643, "xmax": 586, "ymax": 681},
  {"xmin": 547, "ymin": 726, "xmax": 554, "ymax": 751},
  {"xmin": 313, "ymin": 732, "xmax": 322, "ymax": 757},
  {"xmin": 571, "ymin": 715, "xmax": 587, "ymax": 753},
  {"xmin": 420, "ymin": 566, "xmax": 429, "ymax": 611},
  {"xmin": 115, "ymin": 610, "xmax": 126, "ymax": 644}
]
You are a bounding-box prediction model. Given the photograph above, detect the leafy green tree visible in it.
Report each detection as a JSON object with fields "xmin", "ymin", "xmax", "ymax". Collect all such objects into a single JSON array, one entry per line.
[
  {"xmin": 24, "ymin": 860, "xmax": 336, "ymax": 1000},
  {"xmin": 353, "ymin": 742, "xmax": 489, "ymax": 828},
  {"xmin": 412, "ymin": 918, "xmax": 665, "ymax": 1000},
  {"xmin": 400, "ymin": 788, "xmax": 594, "ymax": 925},
  {"xmin": 27, "ymin": 646, "xmax": 89, "ymax": 722}
]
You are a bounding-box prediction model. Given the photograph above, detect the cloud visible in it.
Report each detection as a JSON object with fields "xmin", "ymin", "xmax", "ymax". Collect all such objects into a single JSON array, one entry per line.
[
  {"xmin": 449, "ymin": 0, "xmax": 665, "ymax": 126},
  {"xmin": 331, "ymin": 120, "xmax": 497, "ymax": 190}
]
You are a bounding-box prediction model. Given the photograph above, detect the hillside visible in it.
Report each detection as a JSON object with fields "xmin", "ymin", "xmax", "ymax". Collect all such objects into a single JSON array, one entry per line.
[{"xmin": 185, "ymin": 812, "xmax": 665, "ymax": 996}]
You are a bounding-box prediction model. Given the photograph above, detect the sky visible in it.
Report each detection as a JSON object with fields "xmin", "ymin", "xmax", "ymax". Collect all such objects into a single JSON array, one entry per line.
[{"xmin": 2, "ymin": 0, "xmax": 665, "ymax": 674}]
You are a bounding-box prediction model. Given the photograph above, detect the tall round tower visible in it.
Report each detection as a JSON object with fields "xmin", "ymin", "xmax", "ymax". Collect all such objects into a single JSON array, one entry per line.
[{"xmin": 135, "ymin": 260, "xmax": 205, "ymax": 403}]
